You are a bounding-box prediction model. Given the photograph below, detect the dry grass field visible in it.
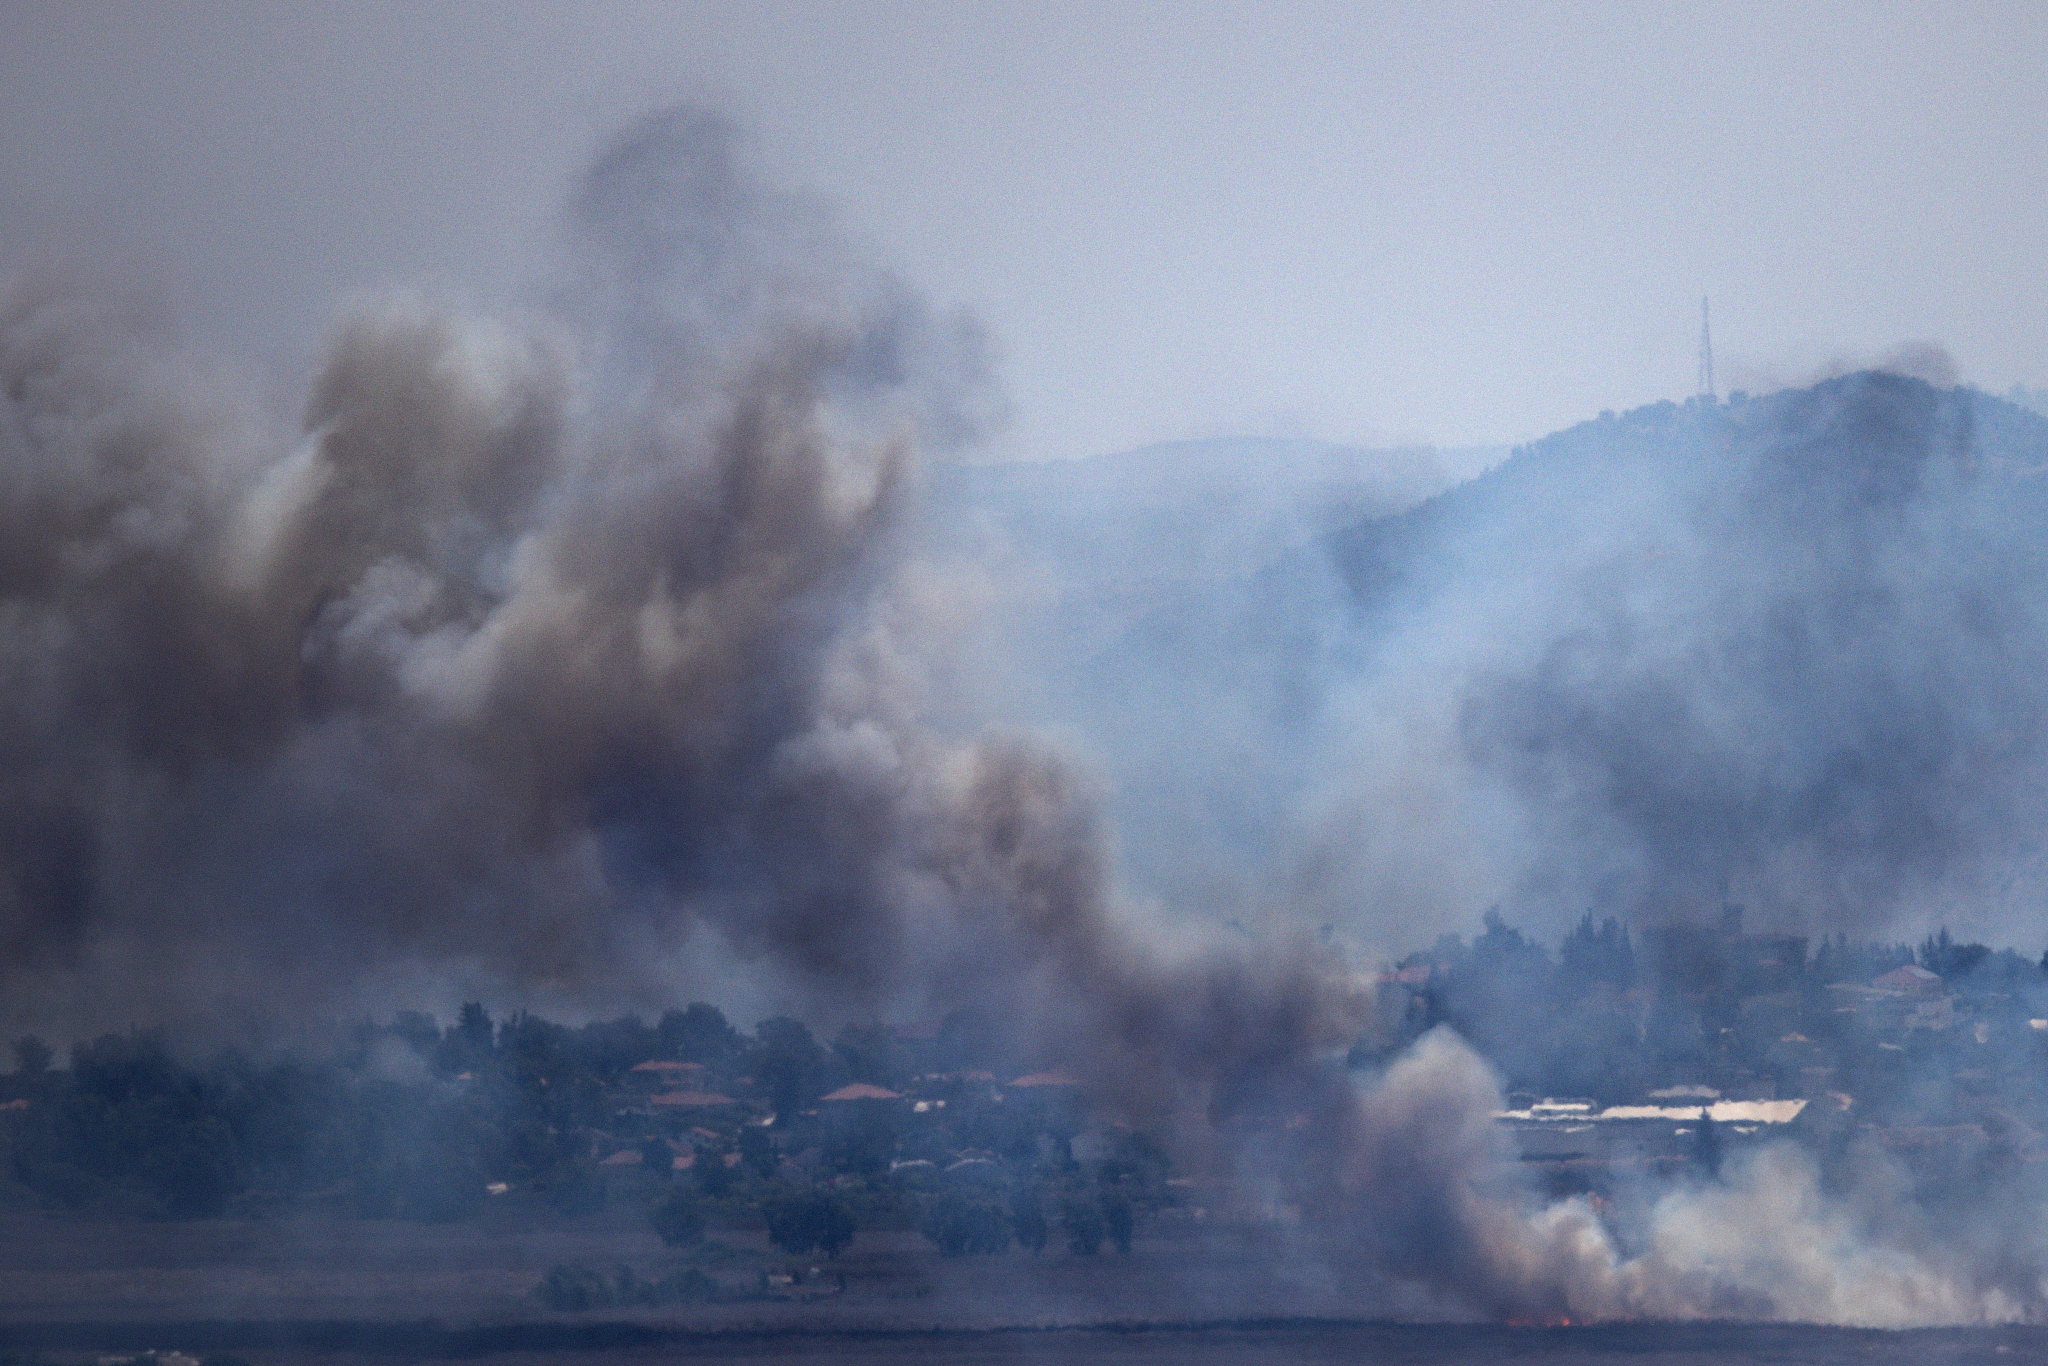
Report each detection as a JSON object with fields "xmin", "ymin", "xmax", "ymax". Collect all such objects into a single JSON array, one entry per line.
[{"xmin": 0, "ymin": 1209, "xmax": 2045, "ymax": 1365}]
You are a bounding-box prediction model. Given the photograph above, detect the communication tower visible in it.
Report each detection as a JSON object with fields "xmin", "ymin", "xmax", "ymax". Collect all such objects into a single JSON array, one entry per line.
[{"xmin": 1697, "ymin": 297, "xmax": 1716, "ymax": 402}]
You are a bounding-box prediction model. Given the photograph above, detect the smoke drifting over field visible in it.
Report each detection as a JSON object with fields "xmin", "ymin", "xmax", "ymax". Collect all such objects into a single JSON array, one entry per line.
[{"xmin": 9, "ymin": 105, "xmax": 2048, "ymax": 1327}]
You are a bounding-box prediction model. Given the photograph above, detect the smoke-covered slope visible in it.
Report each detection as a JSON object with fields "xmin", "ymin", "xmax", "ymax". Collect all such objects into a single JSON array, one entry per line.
[
  {"xmin": 1334, "ymin": 383, "xmax": 2048, "ymax": 612},
  {"xmin": 15, "ymin": 99, "xmax": 2048, "ymax": 1326},
  {"xmin": 913, "ymin": 439, "xmax": 1477, "ymax": 913},
  {"xmin": 1317, "ymin": 379, "xmax": 2048, "ymax": 947},
  {"xmin": 929, "ymin": 437, "xmax": 1465, "ymax": 588}
]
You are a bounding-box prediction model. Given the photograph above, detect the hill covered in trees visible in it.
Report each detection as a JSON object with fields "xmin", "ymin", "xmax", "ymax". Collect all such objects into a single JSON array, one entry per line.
[{"xmin": 1315, "ymin": 376, "xmax": 2048, "ymax": 948}]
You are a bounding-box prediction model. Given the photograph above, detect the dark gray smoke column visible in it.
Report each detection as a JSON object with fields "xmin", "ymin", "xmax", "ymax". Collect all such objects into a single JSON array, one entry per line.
[
  {"xmin": 0, "ymin": 113, "xmax": 1394, "ymax": 1289},
  {"xmin": 0, "ymin": 107, "xmax": 1010, "ymax": 1029},
  {"xmin": 0, "ymin": 107, "xmax": 1371, "ymax": 1123}
]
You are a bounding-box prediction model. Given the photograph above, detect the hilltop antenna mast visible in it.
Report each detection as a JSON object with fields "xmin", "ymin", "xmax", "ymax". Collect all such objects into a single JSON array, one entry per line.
[{"xmin": 1697, "ymin": 296, "xmax": 1716, "ymax": 402}]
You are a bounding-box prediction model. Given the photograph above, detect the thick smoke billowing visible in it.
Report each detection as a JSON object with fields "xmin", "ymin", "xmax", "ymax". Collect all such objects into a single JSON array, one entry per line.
[
  {"xmin": 0, "ymin": 107, "xmax": 1067, "ymax": 1023},
  {"xmin": 0, "ymin": 105, "xmax": 1370, "ymax": 1184},
  {"xmin": 11, "ymin": 104, "xmax": 2048, "ymax": 1328},
  {"xmin": 1312, "ymin": 1027, "xmax": 2048, "ymax": 1325},
  {"xmin": 1293, "ymin": 375, "xmax": 2048, "ymax": 1324}
]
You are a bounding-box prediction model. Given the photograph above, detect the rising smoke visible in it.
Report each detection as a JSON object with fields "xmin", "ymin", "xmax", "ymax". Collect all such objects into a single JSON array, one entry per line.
[
  {"xmin": 1295, "ymin": 369, "xmax": 2048, "ymax": 1322},
  {"xmin": 6, "ymin": 104, "xmax": 2048, "ymax": 1327},
  {"xmin": 0, "ymin": 104, "xmax": 1372, "ymax": 1185}
]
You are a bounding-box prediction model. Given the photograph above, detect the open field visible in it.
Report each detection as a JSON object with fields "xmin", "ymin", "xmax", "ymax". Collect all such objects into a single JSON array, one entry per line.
[
  {"xmin": 0, "ymin": 1212, "xmax": 2044, "ymax": 1365},
  {"xmin": 0, "ymin": 1207, "xmax": 1405, "ymax": 1326}
]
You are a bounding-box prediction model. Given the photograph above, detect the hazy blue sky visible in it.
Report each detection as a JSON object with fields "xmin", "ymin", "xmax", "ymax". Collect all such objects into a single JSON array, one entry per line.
[{"xmin": 3, "ymin": 1, "xmax": 2043, "ymax": 460}]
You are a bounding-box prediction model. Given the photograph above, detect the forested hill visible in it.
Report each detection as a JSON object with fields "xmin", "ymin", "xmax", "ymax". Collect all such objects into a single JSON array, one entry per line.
[
  {"xmin": 1316, "ymin": 373, "xmax": 2048, "ymax": 942},
  {"xmin": 1327, "ymin": 376, "xmax": 2048, "ymax": 614}
]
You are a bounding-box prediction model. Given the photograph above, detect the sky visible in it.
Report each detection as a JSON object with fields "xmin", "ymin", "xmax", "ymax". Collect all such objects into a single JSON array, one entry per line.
[{"xmin": 2, "ymin": 1, "xmax": 2044, "ymax": 463}]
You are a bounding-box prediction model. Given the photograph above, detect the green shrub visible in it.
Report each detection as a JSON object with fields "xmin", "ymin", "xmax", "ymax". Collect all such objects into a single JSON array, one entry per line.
[
  {"xmin": 650, "ymin": 1189, "xmax": 707, "ymax": 1247},
  {"xmin": 1064, "ymin": 1197, "xmax": 1104, "ymax": 1255},
  {"xmin": 651, "ymin": 1265, "xmax": 721, "ymax": 1303},
  {"xmin": 536, "ymin": 1260, "xmax": 722, "ymax": 1309},
  {"xmin": 536, "ymin": 1262, "xmax": 613, "ymax": 1311},
  {"xmin": 765, "ymin": 1190, "xmax": 857, "ymax": 1256},
  {"xmin": 922, "ymin": 1192, "xmax": 1010, "ymax": 1255}
]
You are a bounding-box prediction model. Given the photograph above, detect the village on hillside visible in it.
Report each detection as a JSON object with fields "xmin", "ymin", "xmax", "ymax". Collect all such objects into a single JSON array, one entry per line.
[
  {"xmin": 1377, "ymin": 908, "xmax": 2048, "ymax": 1197},
  {"xmin": 4, "ymin": 906, "xmax": 2046, "ymax": 1310}
]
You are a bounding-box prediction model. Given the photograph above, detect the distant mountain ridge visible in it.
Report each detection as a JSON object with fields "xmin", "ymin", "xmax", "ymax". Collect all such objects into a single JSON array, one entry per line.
[
  {"xmin": 1316, "ymin": 373, "xmax": 2048, "ymax": 939},
  {"xmin": 926, "ymin": 436, "xmax": 1499, "ymax": 587},
  {"xmin": 1329, "ymin": 377, "xmax": 2048, "ymax": 611}
]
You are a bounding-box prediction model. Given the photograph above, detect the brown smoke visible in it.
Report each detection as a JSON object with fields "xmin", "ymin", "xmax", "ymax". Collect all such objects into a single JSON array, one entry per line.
[
  {"xmin": 0, "ymin": 108, "xmax": 1373, "ymax": 1154},
  {"xmin": 10, "ymin": 104, "xmax": 2048, "ymax": 1328}
]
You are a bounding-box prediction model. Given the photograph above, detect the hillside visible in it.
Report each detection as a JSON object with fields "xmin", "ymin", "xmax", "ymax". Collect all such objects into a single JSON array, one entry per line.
[
  {"xmin": 1320, "ymin": 374, "xmax": 2048, "ymax": 941},
  {"xmin": 924, "ymin": 436, "xmax": 1491, "ymax": 588},
  {"xmin": 1330, "ymin": 378, "xmax": 2048, "ymax": 613}
]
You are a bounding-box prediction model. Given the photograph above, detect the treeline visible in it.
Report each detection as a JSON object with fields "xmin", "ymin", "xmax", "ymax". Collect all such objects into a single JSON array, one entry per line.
[
  {"xmin": 1370, "ymin": 910, "xmax": 2048, "ymax": 1104},
  {"xmin": 0, "ymin": 1002, "xmax": 1162, "ymax": 1226},
  {"xmin": 10, "ymin": 911, "xmax": 2046, "ymax": 1222}
]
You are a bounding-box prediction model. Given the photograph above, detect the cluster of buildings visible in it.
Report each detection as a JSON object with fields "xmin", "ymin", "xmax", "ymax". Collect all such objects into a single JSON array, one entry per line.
[
  {"xmin": 1383, "ymin": 909, "xmax": 2048, "ymax": 1191},
  {"xmin": 589, "ymin": 1050, "xmax": 1098, "ymax": 1188}
]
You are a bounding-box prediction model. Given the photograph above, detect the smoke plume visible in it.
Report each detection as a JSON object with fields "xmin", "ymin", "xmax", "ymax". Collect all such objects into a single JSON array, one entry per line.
[
  {"xmin": 10, "ymin": 103, "xmax": 2048, "ymax": 1328},
  {"xmin": 0, "ymin": 104, "xmax": 1373, "ymax": 1199}
]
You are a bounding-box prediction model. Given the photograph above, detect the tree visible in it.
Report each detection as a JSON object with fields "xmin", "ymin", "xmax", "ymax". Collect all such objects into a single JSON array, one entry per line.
[
  {"xmin": 660, "ymin": 1004, "xmax": 741, "ymax": 1064},
  {"xmin": 814, "ymin": 1194, "xmax": 857, "ymax": 1256},
  {"xmin": 833, "ymin": 1023, "xmax": 906, "ymax": 1089},
  {"xmin": 650, "ymin": 1190, "xmax": 707, "ymax": 1248},
  {"xmin": 1011, "ymin": 1184, "xmax": 1049, "ymax": 1254},
  {"xmin": 923, "ymin": 1192, "xmax": 1010, "ymax": 1256},
  {"xmin": 1064, "ymin": 1197, "xmax": 1104, "ymax": 1255},
  {"xmin": 1920, "ymin": 927, "xmax": 1988, "ymax": 980},
  {"xmin": 1559, "ymin": 912, "xmax": 1635, "ymax": 992},
  {"xmin": 750, "ymin": 1018, "xmax": 830, "ymax": 1118},
  {"xmin": 1101, "ymin": 1191, "xmax": 1133, "ymax": 1254},
  {"xmin": 441, "ymin": 1003, "xmax": 494, "ymax": 1073},
  {"xmin": 694, "ymin": 1146, "xmax": 735, "ymax": 1198},
  {"xmin": 1692, "ymin": 1107, "xmax": 1722, "ymax": 1178},
  {"xmin": 10, "ymin": 1034, "xmax": 51, "ymax": 1076},
  {"xmin": 738, "ymin": 1125, "xmax": 778, "ymax": 1180},
  {"xmin": 765, "ymin": 1191, "xmax": 857, "ymax": 1257}
]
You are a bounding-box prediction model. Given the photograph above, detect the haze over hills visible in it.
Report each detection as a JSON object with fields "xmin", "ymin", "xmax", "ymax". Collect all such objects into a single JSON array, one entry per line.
[
  {"xmin": 8, "ymin": 5, "xmax": 2048, "ymax": 1329},
  {"xmin": 918, "ymin": 378, "xmax": 2048, "ymax": 956},
  {"xmin": 913, "ymin": 437, "xmax": 1489, "ymax": 913},
  {"xmin": 1331, "ymin": 380, "xmax": 2048, "ymax": 615},
  {"xmin": 1317, "ymin": 376, "xmax": 2048, "ymax": 951},
  {"xmin": 926, "ymin": 436, "xmax": 1489, "ymax": 588}
]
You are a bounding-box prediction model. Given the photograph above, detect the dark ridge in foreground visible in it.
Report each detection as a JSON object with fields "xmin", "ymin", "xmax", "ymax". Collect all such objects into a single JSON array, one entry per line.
[{"xmin": 2, "ymin": 1318, "xmax": 2046, "ymax": 1363}]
